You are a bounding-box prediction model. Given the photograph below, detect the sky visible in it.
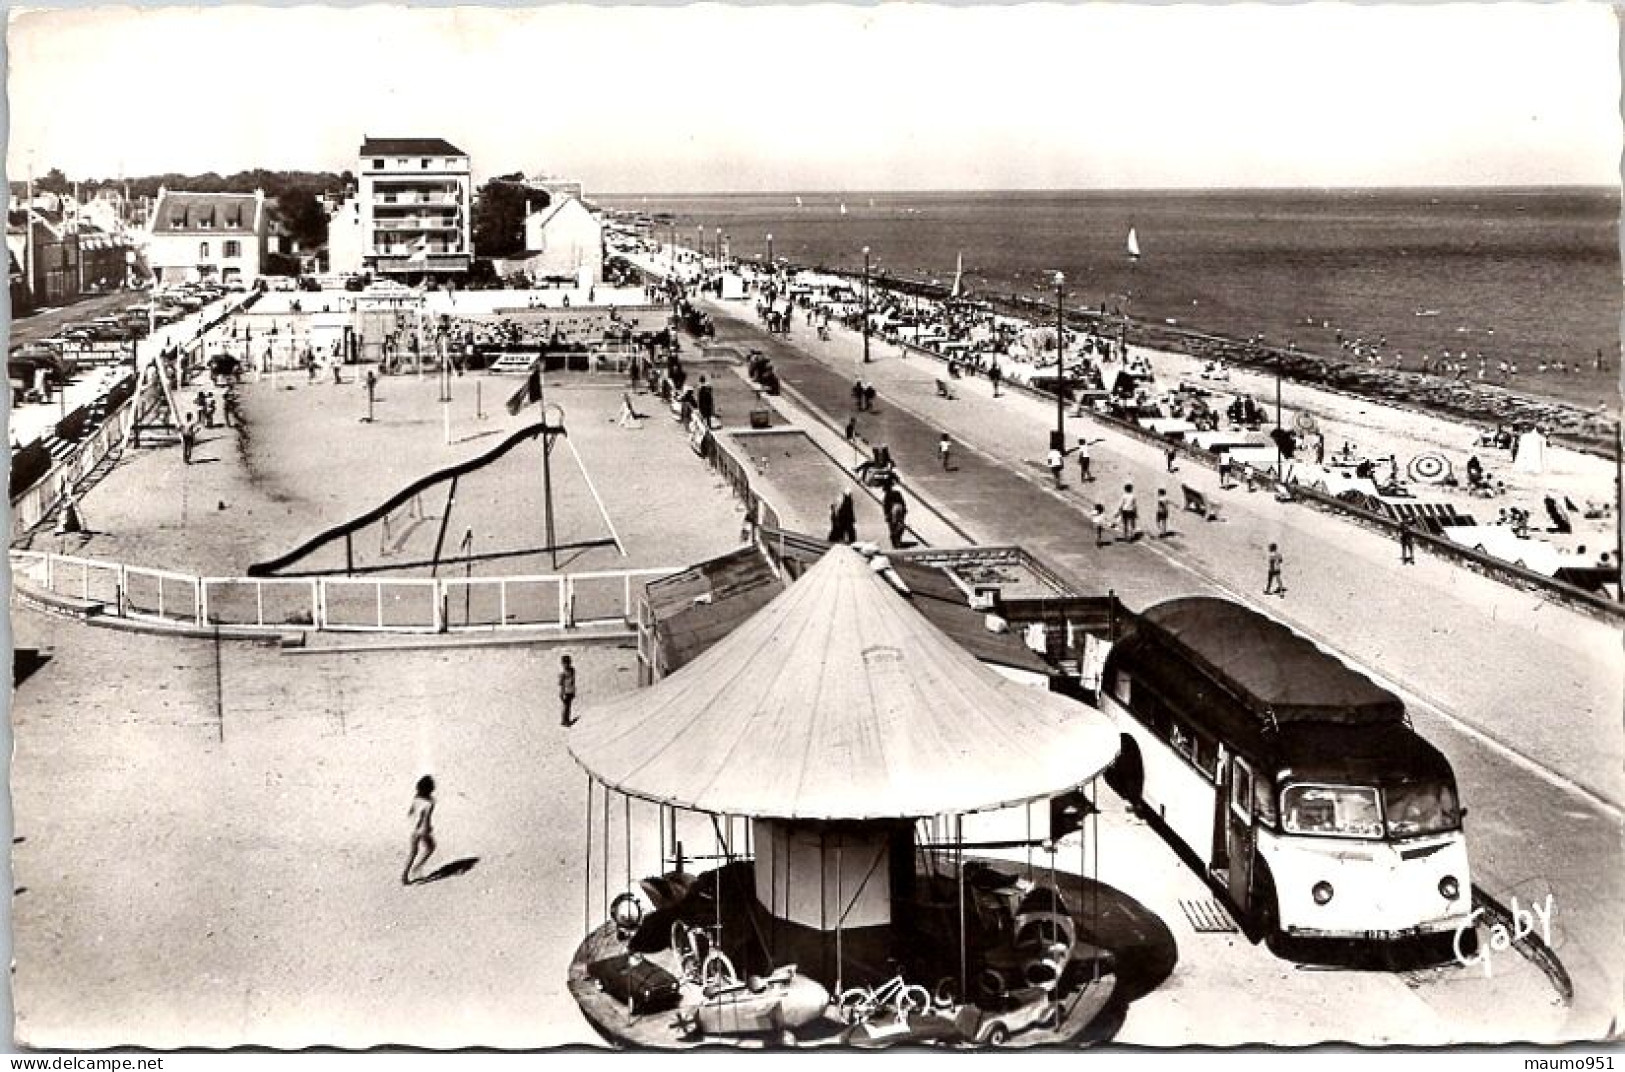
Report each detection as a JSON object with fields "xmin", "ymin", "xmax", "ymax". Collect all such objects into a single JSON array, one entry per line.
[{"xmin": 4, "ymin": 2, "xmax": 1621, "ymax": 191}]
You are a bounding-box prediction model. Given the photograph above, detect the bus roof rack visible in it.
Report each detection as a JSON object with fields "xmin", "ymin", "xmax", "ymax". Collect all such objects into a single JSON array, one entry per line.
[{"xmin": 1137, "ymin": 597, "xmax": 1405, "ymax": 728}]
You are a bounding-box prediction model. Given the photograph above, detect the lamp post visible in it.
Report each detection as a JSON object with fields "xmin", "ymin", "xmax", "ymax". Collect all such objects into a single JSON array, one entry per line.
[
  {"xmin": 767, "ymin": 233, "xmax": 774, "ymax": 272},
  {"xmin": 715, "ymin": 228, "xmax": 723, "ymax": 270},
  {"xmin": 861, "ymin": 246, "xmax": 871, "ymax": 364},
  {"xmin": 696, "ymin": 224, "xmax": 704, "ymax": 267},
  {"xmin": 1054, "ymin": 272, "xmax": 1066, "ymax": 449}
]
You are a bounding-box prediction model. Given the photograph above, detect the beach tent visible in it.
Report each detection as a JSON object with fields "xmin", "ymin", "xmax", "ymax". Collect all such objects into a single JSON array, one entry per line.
[
  {"xmin": 1513, "ymin": 431, "xmax": 1548, "ymax": 474},
  {"xmin": 1441, "ymin": 525, "xmax": 1563, "ymax": 576},
  {"xmin": 1141, "ymin": 417, "xmax": 1198, "ymax": 439}
]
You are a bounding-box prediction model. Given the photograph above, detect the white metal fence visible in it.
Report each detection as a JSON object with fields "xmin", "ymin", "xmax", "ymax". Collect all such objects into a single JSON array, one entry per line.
[
  {"xmin": 10, "ymin": 377, "xmax": 155, "ymax": 540},
  {"xmin": 10, "ymin": 549, "xmax": 674, "ymax": 636}
]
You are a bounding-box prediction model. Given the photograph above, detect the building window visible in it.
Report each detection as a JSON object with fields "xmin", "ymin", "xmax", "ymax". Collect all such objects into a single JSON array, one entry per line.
[
  {"xmin": 199, "ymin": 242, "xmax": 210, "ymax": 258},
  {"xmin": 223, "ymin": 240, "xmax": 241, "ymax": 258},
  {"xmin": 421, "ymin": 158, "xmax": 431, "ymax": 169}
]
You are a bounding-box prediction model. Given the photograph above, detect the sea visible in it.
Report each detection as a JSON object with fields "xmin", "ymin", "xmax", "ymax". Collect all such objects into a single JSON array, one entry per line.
[{"xmin": 600, "ymin": 188, "xmax": 1622, "ymax": 415}]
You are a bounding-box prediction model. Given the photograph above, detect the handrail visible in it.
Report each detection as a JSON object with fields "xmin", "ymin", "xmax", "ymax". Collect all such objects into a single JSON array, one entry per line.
[{"xmin": 12, "ymin": 547, "xmax": 678, "ymax": 636}]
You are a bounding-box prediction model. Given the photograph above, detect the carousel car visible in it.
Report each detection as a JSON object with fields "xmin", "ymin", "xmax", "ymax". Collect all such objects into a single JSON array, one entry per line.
[{"xmin": 673, "ymin": 964, "xmax": 830, "ymax": 1040}]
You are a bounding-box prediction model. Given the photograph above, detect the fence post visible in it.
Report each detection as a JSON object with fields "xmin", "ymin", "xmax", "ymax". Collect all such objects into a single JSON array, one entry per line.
[
  {"xmin": 500, "ymin": 580, "xmax": 508, "ymax": 628},
  {"xmin": 623, "ymin": 574, "xmax": 633, "ymax": 623},
  {"xmin": 435, "ymin": 581, "xmax": 447, "ymax": 634},
  {"xmin": 197, "ymin": 578, "xmax": 208, "ymax": 628},
  {"xmin": 45, "ymin": 552, "xmax": 54, "ymax": 593},
  {"xmin": 375, "ymin": 582, "xmax": 384, "ymax": 629},
  {"xmin": 558, "ymin": 578, "xmax": 570, "ymax": 629},
  {"xmin": 256, "ymin": 582, "xmax": 265, "ymax": 628},
  {"xmin": 313, "ymin": 580, "xmax": 324, "ymax": 630}
]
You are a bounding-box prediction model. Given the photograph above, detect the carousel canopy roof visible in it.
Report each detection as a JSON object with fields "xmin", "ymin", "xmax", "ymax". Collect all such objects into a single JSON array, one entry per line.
[{"xmin": 569, "ymin": 545, "xmax": 1118, "ymax": 820}]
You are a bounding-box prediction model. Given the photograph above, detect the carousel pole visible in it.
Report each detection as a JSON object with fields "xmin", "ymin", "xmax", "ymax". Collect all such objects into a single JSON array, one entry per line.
[
  {"xmin": 835, "ymin": 836, "xmax": 845, "ymax": 995},
  {"xmin": 659, "ymin": 804, "xmax": 666, "ymax": 874},
  {"xmin": 1091, "ymin": 781, "xmax": 1101, "ymax": 979},
  {"xmin": 625, "ymin": 795, "xmax": 632, "ymax": 897},
  {"xmin": 819, "ymin": 833, "xmax": 829, "ymax": 984},
  {"xmin": 602, "ymin": 788, "xmax": 610, "ymax": 923},
  {"xmin": 584, "ymin": 776, "xmax": 594, "ymax": 933},
  {"xmin": 1026, "ymin": 803, "xmax": 1033, "ymax": 879},
  {"xmin": 956, "ymin": 815, "xmax": 967, "ymax": 1001}
]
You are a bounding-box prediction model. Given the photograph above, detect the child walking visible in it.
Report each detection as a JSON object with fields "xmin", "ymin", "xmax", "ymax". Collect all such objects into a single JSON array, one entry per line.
[{"xmin": 402, "ymin": 775, "xmax": 437, "ymax": 885}]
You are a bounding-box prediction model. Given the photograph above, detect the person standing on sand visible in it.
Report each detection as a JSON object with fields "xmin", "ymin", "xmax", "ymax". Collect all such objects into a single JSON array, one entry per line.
[
  {"xmin": 559, "ymin": 655, "xmax": 577, "ymax": 727},
  {"xmin": 1155, "ymin": 489, "xmax": 1171, "ymax": 537},
  {"xmin": 1399, "ymin": 518, "xmax": 1417, "ymax": 565},
  {"xmin": 1265, "ymin": 543, "xmax": 1286, "ymax": 596},
  {"xmin": 1048, "ymin": 446, "xmax": 1065, "ymax": 488},
  {"xmin": 1092, "ymin": 504, "xmax": 1110, "ymax": 547},
  {"xmin": 402, "ymin": 775, "xmax": 437, "ymax": 885},
  {"xmin": 939, "ymin": 434, "xmax": 953, "ymax": 471}
]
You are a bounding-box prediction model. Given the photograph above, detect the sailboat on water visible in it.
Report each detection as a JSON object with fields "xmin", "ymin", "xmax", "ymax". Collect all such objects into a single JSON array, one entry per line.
[
  {"xmin": 839, "ymin": 202, "xmax": 848, "ymax": 216},
  {"xmin": 950, "ymin": 252, "xmax": 964, "ymax": 299},
  {"xmin": 795, "ymin": 195, "xmax": 804, "ymax": 209},
  {"xmin": 1127, "ymin": 226, "xmax": 1141, "ymax": 261}
]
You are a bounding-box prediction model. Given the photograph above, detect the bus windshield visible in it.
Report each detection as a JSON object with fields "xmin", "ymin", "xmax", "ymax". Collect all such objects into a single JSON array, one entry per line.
[
  {"xmin": 1382, "ymin": 783, "xmax": 1461, "ymax": 839},
  {"xmin": 1281, "ymin": 784, "xmax": 1384, "ymax": 839}
]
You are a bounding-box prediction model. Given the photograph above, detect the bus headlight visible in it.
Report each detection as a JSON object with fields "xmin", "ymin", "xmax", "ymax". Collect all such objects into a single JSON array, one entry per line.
[
  {"xmin": 1439, "ymin": 876, "xmax": 1461, "ymax": 901},
  {"xmin": 1311, "ymin": 881, "xmax": 1334, "ymax": 905}
]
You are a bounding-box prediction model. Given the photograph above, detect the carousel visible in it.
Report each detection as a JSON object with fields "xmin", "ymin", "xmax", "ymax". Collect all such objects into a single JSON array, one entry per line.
[{"xmin": 566, "ymin": 545, "xmax": 1126, "ymax": 1048}]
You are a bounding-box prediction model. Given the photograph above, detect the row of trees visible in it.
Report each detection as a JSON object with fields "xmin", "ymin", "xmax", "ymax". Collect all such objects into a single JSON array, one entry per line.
[
  {"xmin": 23, "ymin": 167, "xmax": 350, "ymax": 254},
  {"xmin": 471, "ymin": 174, "xmax": 550, "ymax": 258}
]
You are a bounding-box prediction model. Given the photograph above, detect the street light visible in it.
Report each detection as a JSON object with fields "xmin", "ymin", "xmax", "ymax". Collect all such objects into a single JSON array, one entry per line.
[
  {"xmin": 862, "ymin": 246, "xmax": 871, "ymax": 364},
  {"xmin": 767, "ymin": 233, "xmax": 774, "ymax": 271},
  {"xmin": 1054, "ymin": 272, "xmax": 1066, "ymax": 449},
  {"xmin": 715, "ymin": 228, "xmax": 723, "ymax": 268}
]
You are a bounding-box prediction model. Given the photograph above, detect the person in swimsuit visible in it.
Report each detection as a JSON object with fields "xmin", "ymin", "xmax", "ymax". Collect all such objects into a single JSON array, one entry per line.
[{"xmin": 403, "ymin": 775, "xmax": 437, "ymax": 885}]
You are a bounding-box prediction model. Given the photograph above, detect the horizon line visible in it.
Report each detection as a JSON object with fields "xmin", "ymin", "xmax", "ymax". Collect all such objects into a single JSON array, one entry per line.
[{"xmin": 594, "ymin": 182, "xmax": 1619, "ymax": 198}]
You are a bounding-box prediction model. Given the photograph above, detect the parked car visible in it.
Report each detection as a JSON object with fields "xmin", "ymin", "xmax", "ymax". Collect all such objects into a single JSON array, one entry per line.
[{"xmin": 9, "ymin": 345, "xmax": 74, "ymax": 387}]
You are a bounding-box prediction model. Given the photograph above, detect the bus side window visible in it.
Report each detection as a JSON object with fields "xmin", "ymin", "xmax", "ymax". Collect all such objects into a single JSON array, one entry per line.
[
  {"xmin": 1230, "ymin": 759, "xmax": 1253, "ymax": 818},
  {"xmin": 1253, "ymin": 776, "xmax": 1278, "ymax": 825},
  {"xmin": 1193, "ymin": 734, "xmax": 1219, "ymax": 782}
]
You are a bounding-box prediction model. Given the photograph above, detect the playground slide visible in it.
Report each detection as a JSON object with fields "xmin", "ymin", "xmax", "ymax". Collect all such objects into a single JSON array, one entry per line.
[{"xmin": 247, "ymin": 420, "xmax": 562, "ymax": 577}]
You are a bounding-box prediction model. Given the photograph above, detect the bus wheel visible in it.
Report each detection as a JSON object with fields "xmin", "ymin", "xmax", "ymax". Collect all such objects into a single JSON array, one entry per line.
[{"xmin": 1104, "ymin": 736, "xmax": 1144, "ymax": 804}]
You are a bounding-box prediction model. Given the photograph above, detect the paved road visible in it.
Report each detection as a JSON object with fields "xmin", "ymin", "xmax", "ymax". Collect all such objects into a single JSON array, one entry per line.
[
  {"xmin": 8, "ymin": 289, "xmax": 144, "ymax": 349},
  {"xmin": 705, "ymin": 298, "xmax": 1624, "ymax": 1038}
]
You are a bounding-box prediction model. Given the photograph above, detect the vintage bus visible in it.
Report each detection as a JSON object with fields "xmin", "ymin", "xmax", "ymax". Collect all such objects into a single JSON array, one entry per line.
[{"xmin": 1098, "ymin": 596, "xmax": 1471, "ymax": 954}]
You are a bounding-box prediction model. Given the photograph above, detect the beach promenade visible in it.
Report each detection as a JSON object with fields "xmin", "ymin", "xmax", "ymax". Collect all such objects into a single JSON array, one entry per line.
[
  {"xmin": 10, "ymin": 335, "xmax": 1568, "ymax": 1048},
  {"xmin": 696, "ymin": 292, "xmax": 1624, "ymax": 1038}
]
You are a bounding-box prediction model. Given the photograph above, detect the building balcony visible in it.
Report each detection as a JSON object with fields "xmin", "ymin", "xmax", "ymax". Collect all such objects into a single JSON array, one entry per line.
[
  {"xmin": 372, "ymin": 193, "xmax": 463, "ymax": 208},
  {"xmin": 369, "ymin": 253, "xmax": 471, "ymax": 274},
  {"xmin": 372, "ymin": 218, "xmax": 462, "ymax": 232}
]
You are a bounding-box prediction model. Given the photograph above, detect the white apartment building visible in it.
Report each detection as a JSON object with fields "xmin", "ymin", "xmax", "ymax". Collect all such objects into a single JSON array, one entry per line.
[{"xmin": 345, "ymin": 136, "xmax": 472, "ymax": 279}]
